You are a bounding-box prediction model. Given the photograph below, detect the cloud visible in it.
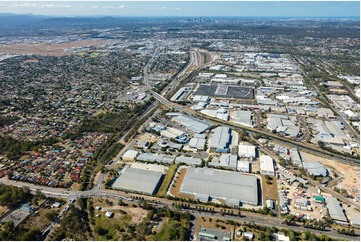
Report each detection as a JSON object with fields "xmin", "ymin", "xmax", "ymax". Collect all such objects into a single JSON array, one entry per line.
[
  {"xmin": 89, "ymin": 5, "xmax": 126, "ymax": 10},
  {"xmin": 11, "ymin": 3, "xmax": 72, "ymax": 9},
  {"xmin": 158, "ymin": 6, "xmax": 182, "ymax": 11}
]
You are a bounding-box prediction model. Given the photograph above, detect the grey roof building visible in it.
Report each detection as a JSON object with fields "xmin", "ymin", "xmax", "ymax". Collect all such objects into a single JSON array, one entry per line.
[
  {"xmin": 233, "ymin": 110, "xmax": 253, "ymax": 127},
  {"xmin": 208, "ymin": 154, "xmax": 238, "ymax": 170},
  {"xmin": 189, "ymin": 137, "xmax": 206, "ymax": 150},
  {"xmin": 290, "ymin": 148, "xmax": 302, "ymax": 167},
  {"xmin": 210, "ymin": 126, "xmax": 231, "ymax": 151},
  {"xmin": 137, "ymin": 153, "xmax": 175, "ymax": 164},
  {"xmin": 180, "ymin": 167, "xmax": 259, "ymax": 206},
  {"xmin": 172, "ymin": 114, "xmax": 212, "ymax": 133},
  {"xmin": 112, "ymin": 167, "xmax": 164, "ymax": 195},
  {"xmin": 324, "ymin": 195, "xmax": 348, "ymax": 224},
  {"xmin": 302, "ymin": 162, "xmax": 328, "ymax": 177},
  {"xmin": 175, "ymin": 156, "xmax": 203, "ymax": 166}
]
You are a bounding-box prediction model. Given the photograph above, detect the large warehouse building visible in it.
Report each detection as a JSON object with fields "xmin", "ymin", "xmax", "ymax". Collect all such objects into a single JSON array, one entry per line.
[
  {"xmin": 112, "ymin": 167, "xmax": 164, "ymax": 195},
  {"xmin": 180, "ymin": 167, "xmax": 260, "ymax": 206}
]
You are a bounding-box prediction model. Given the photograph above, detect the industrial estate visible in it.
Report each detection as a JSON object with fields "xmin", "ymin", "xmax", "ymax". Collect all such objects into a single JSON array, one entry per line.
[{"xmin": 0, "ymin": 2, "xmax": 360, "ymax": 241}]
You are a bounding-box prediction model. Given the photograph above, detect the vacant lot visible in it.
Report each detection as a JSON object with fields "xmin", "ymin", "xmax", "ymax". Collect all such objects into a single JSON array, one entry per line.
[
  {"xmin": 301, "ymin": 151, "xmax": 360, "ymax": 198},
  {"xmin": 0, "ymin": 205, "xmax": 9, "ymax": 217},
  {"xmin": 169, "ymin": 167, "xmax": 195, "ymax": 200},
  {"xmin": 261, "ymin": 174, "xmax": 278, "ymax": 202},
  {"xmin": 156, "ymin": 164, "xmax": 178, "ymax": 197}
]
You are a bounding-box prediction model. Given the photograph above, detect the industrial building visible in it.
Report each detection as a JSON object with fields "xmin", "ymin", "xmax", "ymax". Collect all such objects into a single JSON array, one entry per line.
[
  {"xmin": 208, "ymin": 154, "xmax": 238, "ymax": 170},
  {"xmin": 238, "ymin": 143, "xmax": 256, "ymax": 161},
  {"xmin": 237, "ymin": 160, "xmax": 251, "ymax": 173},
  {"xmin": 112, "ymin": 167, "xmax": 164, "ymax": 195},
  {"xmin": 193, "ymin": 95, "xmax": 210, "ymax": 103},
  {"xmin": 175, "ymin": 156, "xmax": 203, "ymax": 166},
  {"xmin": 172, "ymin": 113, "xmax": 212, "ymax": 133},
  {"xmin": 324, "ymin": 195, "xmax": 348, "ymax": 224},
  {"xmin": 160, "ymin": 127, "xmax": 188, "ymax": 143},
  {"xmin": 260, "ymin": 155, "xmax": 275, "ymax": 176},
  {"xmin": 233, "ymin": 110, "xmax": 254, "ymax": 127},
  {"xmin": 122, "ymin": 150, "xmax": 138, "ymax": 161},
  {"xmin": 137, "ymin": 153, "xmax": 175, "ymax": 164},
  {"xmin": 188, "ymin": 137, "xmax": 206, "ymax": 150},
  {"xmin": 302, "ymin": 162, "xmax": 328, "ymax": 177},
  {"xmin": 290, "ymin": 148, "xmax": 302, "ymax": 167},
  {"xmin": 209, "ymin": 126, "xmax": 231, "ymax": 152},
  {"xmin": 201, "ymin": 109, "xmax": 229, "ymax": 121},
  {"xmin": 180, "ymin": 167, "xmax": 259, "ymax": 206},
  {"xmin": 267, "ymin": 114, "xmax": 300, "ymax": 137}
]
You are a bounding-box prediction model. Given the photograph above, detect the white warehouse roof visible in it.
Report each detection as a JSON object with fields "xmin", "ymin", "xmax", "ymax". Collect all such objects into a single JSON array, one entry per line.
[
  {"xmin": 210, "ymin": 126, "xmax": 231, "ymax": 150},
  {"xmin": 172, "ymin": 114, "xmax": 212, "ymax": 133},
  {"xmin": 238, "ymin": 144, "xmax": 256, "ymax": 159},
  {"xmin": 260, "ymin": 155, "xmax": 275, "ymax": 176},
  {"xmin": 181, "ymin": 167, "xmax": 259, "ymax": 206},
  {"xmin": 112, "ymin": 167, "xmax": 164, "ymax": 195},
  {"xmin": 122, "ymin": 150, "xmax": 139, "ymax": 161}
]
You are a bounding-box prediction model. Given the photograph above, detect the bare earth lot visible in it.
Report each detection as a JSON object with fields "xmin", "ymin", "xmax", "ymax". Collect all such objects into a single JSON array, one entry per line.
[
  {"xmin": 301, "ymin": 151, "xmax": 360, "ymax": 198},
  {"xmin": 169, "ymin": 167, "xmax": 195, "ymax": 200}
]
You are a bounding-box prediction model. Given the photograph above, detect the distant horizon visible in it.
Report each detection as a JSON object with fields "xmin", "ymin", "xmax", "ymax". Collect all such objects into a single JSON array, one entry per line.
[
  {"xmin": 0, "ymin": 12, "xmax": 359, "ymax": 19},
  {"xmin": 0, "ymin": 1, "xmax": 359, "ymax": 17}
]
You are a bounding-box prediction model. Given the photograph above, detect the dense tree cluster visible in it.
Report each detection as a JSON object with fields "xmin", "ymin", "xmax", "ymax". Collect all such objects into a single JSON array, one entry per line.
[
  {"xmin": 0, "ymin": 184, "xmax": 31, "ymax": 208},
  {"xmin": 0, "ymin": 221, "xmax": 42, "ymax": 241},
  {"xmin": 51, "ymin": 204, "xmax": 91, "ymax": 241}
]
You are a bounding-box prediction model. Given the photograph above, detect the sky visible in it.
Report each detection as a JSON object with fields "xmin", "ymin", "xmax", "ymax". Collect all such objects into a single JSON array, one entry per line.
[{"xmin": 0, "ymin": 1, "xmax": 359, "ymax": 17}]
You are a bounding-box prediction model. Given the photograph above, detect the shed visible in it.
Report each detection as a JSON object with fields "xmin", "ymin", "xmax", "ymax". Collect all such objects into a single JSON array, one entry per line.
[
  {"xmin": 105, "ymin": 211, "xmax": 114, "ymax": 218},
  {"xmin": 243, "ymin": 232, "xmax": 254, "ymax": 239},
  {"xmin": 314, "ymin": 196, "xmax": 325, "ymax": 203},
  {"xmin": 198, "ymin": 232, "xmax": 216, "ymax": 240},
  {"xmin": 52, "ymin": 202, "xmax": 61, "ymax": 208},
  {"xmin": 266, "ymin": 199, "xmax": 275, "ymax": 209}
]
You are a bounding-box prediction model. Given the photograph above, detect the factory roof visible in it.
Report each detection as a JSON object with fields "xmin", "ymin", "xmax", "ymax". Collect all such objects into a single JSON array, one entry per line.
[
  {"xmin": 122, "ymin": 150, "xmax": 139, "ymax": 160},
  {"xmin": 193, "ymin": 95, "xmax": 210, "ymax": 103},
  {"xmin": 172, "ymin": 114, "xmax": 212, "ymax": 133},
  {"xmin": 209, "ymin": 154, "xmax": 238, "ymax": 169},
  {"xmin": 112, "ymin": 167, "xmax": 164, "ymax": 195},
  {"xmin": 210, "ymin": 126, "xmax": 231, "ymax": 150},
  {"xmin": 290, "ymin": 148, "xmax": 302, "ymax": 166},
  {"xmin": 324, "ymin": 195, "xmax": 348, "ymax": 222},
  {"xmin": 238, "ymin": 144, "xmax": 256, "ymax": 158},
  {"xmin": 137, "ymin": 153, "xmax": 175, "ymax": 164},
  {"xmin": 189, "ymin": 138, "xmax": 206, "ymax": 150},
  {"xmin": 233, "ymin": 110, "xmax": 253, "ymax": 127},
  {"xmin": 303, "ymin": 162, "xmax": 328, "ymax": 177},
  {"xmin": 181, "ymin": 167, "xmax": 259, "ymax": 205},
  {"xmin": 260, "ymin": 155, "xmax": 275, "ymax": 175},
  {"xmin": 175, "ymin": 156, "xmax": 202, "ymax": 166}
]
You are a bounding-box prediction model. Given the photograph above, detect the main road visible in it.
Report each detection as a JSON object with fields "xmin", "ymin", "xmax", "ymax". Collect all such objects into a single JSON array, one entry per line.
[{"xmin": 0, "ymin": 179, "xmax": 358, "ymax": 241}]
